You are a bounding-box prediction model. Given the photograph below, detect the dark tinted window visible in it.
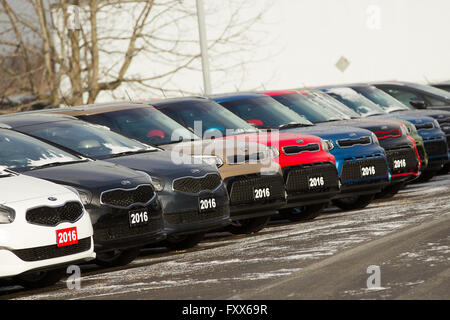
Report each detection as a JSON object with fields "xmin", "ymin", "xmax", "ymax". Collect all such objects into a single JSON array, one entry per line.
[
  {"xmin": 79, "ymin": 107, "xmax": 199, "ymax": 146},
  {"xmin": 219, "ymin": 96, "xmax": 312, "ymax": 129},
  {"xmin": 0, "ymin": 129, "xmax": 81, "ymax": 172},
  {"xmin": 158, "ymin": 99, "xmax": 258, "ymax": 137}
]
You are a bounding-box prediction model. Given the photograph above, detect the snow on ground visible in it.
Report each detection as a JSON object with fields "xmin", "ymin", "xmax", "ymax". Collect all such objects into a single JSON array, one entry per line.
[{"xmin": 1, "ymin": 174, "xmax": 449, "ymax": 300}]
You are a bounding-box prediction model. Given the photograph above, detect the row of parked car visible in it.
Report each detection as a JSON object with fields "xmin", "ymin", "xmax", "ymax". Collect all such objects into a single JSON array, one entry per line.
[{"xmin": 1, "ymin": 81, "xmax": 449, "ymax": 289}]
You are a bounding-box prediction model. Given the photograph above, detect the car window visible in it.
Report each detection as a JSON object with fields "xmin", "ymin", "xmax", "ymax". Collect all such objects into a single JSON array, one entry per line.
[
  {"xmin": 381, "ymin": 88, "xmax": 421, "ymax": 109},
  {"xmin": 423, "ymin": 94, "xmax": 447, "ymax": 106},
  {"xmin": 0, "ymin": 129, "xmax": 81, "ymax": 172}
]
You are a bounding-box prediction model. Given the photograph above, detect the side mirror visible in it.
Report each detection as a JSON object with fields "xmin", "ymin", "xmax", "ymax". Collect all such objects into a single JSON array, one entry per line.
[{"xmin": 409, "ymin": 98, "xmax": 427, "ymax": 109}]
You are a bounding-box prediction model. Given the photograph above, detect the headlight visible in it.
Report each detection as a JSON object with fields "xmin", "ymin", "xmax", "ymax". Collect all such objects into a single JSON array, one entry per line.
[
  {"xmin": 0, "ymin": 205, "xmax": 15, "ymax": 224},
  {"xmin": 62, "ymin": 185, "xmax": 92, "ymax": 205},
  {"xmin": 268, "ymin": 146, "xmax": 280, "ymax": 159},
  {"xmin": 399, "ymin": 124, "xmax": 408, "ymax": 136},
  {"xmin": 321, "ymin": 139, "xmax": 334, "ymax": 152},
  {"xmin": 371, "ymin": 133, "xmax": 380, "ymax": 146},
  {"xmin": 150, "ymin": 176, "xmax": 165, "ymax": 192},
  {"xmin": 192, "ymin": 155, "xmax": 224, "ymax": 168},
  {"xmin": 434, "ymin": 120, "xmax": 441, "ymax": 129}
]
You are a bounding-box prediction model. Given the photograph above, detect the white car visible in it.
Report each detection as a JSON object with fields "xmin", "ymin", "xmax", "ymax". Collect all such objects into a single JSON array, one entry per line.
[{"xmin": 0, "ymin": 167, "xmax": 95, "ymax": 288}]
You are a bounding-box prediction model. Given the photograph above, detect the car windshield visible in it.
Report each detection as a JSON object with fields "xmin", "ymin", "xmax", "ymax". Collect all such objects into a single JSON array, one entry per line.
[
  {"xmin": 0, "ymin": 129, "xmax": 83, "ymax": 172},
  {"xmin": 271, "ymin": 92, "xmax": 350, "ymax": 124},
  {"xmin": 158, "ymin": 99, "xmax": 258, "ymax": 138},
  {"xmin": 305, "ymin": 90, "xmax": 362, "ymax": 118},
  {"xmin": 354, "ymin": 86, "xmax": 409, "ymax": 113},
  {"xmin": 411, "ymin": 82, "xmax": 450, "ymax": 99},
  {"xmin": 78, "ymin": 107, "xmax": 200, "ymax": 146},
  {"xmin": 324, "ymin": 87, "xmax": 387, "ymax": 117},
  {"xmin": 17, "ymin": 120, "xmax": 156, "ymax": 159},
  {"xmin": 218, "ymin": 96, "xmax": 314, "ymax": 130}
]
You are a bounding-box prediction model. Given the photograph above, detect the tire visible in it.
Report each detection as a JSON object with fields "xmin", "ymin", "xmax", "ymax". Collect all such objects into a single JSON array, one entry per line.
[
  {"xmin": 15, "ymin": 268, "xmax": 66, "ymax": 289},
  {"xmin": 94, "ymin": 247, "xmax": 141, "ymax": 267},
  {"xmin": 415, "ymin": 170, "xmax": 437, "ymax": 183},
  {"xmin": 278, "ymin": 203, "xmax": 326, "ymax": 222},
  {"xmin": 438, "ymin": 163, "xmax": 450, "ymax": 175},
  {"xmin": 332, "ymin": 194, "xmax": 375, "ymax": 211},
  {"xmin": 227, "ymin": 216, "xmax": 271, "ymax": 234},
  {"xmin": 164, "ymin": 232, "xmax": 205, "ymax": 251},
  {"xmin": 375, "ymin": 182, "xmax": 406, "ymax": 199}
]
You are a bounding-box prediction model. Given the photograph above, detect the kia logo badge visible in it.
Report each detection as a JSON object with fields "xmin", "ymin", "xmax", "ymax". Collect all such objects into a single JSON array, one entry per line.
[
  {"xmin": 296, "ymin": 139, "xmax": 304, "ymax": 144},
  {"xmin": 191, "ymin": 169, "xmax": 200, "ymax": 174},
  {"xmin": 121, "ymin": 180, "xmax": 132, "ymax": 186},
  {"xmin": 48, "ymin": 197, "xmax": 57, "ymax": 201}
]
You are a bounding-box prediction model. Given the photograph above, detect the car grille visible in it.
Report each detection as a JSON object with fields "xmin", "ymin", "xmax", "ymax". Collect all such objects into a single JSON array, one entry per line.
[
  {"xmin": 226, "ymin": 152, "xmax": 266, "ymax": 164},
  {"xmin": 164, "ymin": 206, "xmax": 228, "ymax": 225},
  {"xmin": 337, "ymin": 136, "xmax": 371, "ymax": 148},
  {"xmin": 172, "ymin": 174, "xmax": 222, "ymax": 193},
  {"xmin": 93, "ymin": 206, "xmax": 163, "ymax": 243},
  {"xmin": 385, "ymin": 147, "xmax": 419, "ymax": 174},
  {"xmin": 12, "ymin": 237, "xmax": 91, "ymax": 262},
  {"xmin": 282, "ymin": 143, "xmax": 320, "ymax": 155},
  {"xmin": 226, "ymin": 174, "xmax": 285, "ymax": 205},
  {"xmin": 375, "ymin": 129, "xmax": 401, "ymax": 139},
  {"xmin": 26, "ymin": 202, "xmax": 83, "ymax": 226},
  {"xmin": 415, "ymin": 123, "xmax": 434, "ymax": 130},
  {"xmin": 283, "ymin": 162, "xmax": 339, "ymax": 193},
  {"xmin": 340, "ymin": 157, "xmax": 388, "ymax": 183},
  {"xmin": 101, "ymin": 185, "xmax": 155, "ymax": 208},
  {"xmin": 424, "ymin": 139, "xmax": 448, "ymax": 157}
]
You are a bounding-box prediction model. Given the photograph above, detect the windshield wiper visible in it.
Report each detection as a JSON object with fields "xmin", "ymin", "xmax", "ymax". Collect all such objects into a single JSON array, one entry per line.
[
  {"xmin": 279, "ymin": 122, "xmax": 314, "ymax": 129},
  {"xmin": 29, "ymin": 160, "xmax": 87, "ymax": 171},
  {"xmin": 106, "ymin": 149, "xmax": 158, "ymax": 158}
]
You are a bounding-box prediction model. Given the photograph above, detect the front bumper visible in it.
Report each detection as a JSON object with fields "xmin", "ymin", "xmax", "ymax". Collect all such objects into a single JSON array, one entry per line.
[
  {"xmin": 0, "ymin": 237, "xmax": 95, "ymax": 278},
  {"xmin": 224, "ymin": 173, "xmax": 286, "ymax": 219},
  {"xmin": 334, "ymin": 155, "xmax": 390, "ymax": 198},
  {"xmin": 282, "ymin": 162, "xmax": 340, "ymax": 208}
]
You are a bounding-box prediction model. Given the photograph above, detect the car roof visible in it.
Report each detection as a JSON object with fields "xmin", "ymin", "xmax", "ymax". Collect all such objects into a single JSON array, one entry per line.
[
  {"xmin": 149, "ymin": 96, "xmax": 209, "ymax": 108},
  {"xmin": 0, "ymin": 112, "xmax": 78, "ymax": 128},
  {"xmin": 208, "ymin": 92, "xmax": 266, "ymax": 103}
]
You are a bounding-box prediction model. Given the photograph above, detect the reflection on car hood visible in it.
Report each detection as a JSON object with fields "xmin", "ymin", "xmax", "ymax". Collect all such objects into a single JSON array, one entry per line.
[{"xmin": 24, "ymin": 160, "xmax": 152, "ymax": 192}]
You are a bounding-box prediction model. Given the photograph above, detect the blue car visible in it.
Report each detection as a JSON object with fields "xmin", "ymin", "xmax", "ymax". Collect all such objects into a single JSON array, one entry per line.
[
  {"xmin": 209, "ymin": 92, "xmax": 391, "ymax": 211},
  {"xmin": 321, "ymin": 85, "xmax": 449, "ymax": 180}
]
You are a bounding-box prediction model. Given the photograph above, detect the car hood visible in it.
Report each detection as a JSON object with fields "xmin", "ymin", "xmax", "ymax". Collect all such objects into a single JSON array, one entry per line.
[
  {"xmin": 0, "ymin": 174, "xmax": 75, "ymax": 205},
  {"xmin": 24, "ymin": 160, "xmax": 152, "ymax": 193},
  {"xmin": 372, "ymin": 113, "xmax": 436, "ymax": 126},
  {"xmin": 317, "ymin": 119, "xmax": 402, "ymax": 134},
  {"xmin": 105, "ymin": 150, "xmax": 219, "ymax": 181},
  {"xmin": 394, "ymin": 109, "xmax": 450, "ymax": 122},
  {"xmin": 283, "ymin": 124, "xmax": 374, "ymax": 142}
]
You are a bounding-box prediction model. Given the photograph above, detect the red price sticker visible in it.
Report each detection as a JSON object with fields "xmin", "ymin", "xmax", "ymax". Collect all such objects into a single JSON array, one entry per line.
[{"xmin": 56, "ymin": 227, "xmax": 78, "ymax": 247}]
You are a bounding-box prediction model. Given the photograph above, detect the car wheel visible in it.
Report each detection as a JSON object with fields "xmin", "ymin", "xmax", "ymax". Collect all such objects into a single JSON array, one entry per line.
[
  {"xmin": 438, "ymin": 164, "xmax": 450, "ymax": 175},
  {"xmin": 332, "ymin": 194, "xmax": 375, "ymax": 211},
  {"xmin": 375, "ymin": 182, "xmax": 406, "ymax": 199},
  {"xmin": 164, "ymin": 233, "xmax": 205, "ymax": 250},
  {"xmin": 227, "ymin": 216, "xmax": 271, "ymax": 234},
  {"xmin": 15, "ymin": 268, "xmax": 66, "ymax": 289},
  {"xmin": 278, "ymin": 203, "xmax": 326, "ymax": 222},
  {"xmin": 94, "ymin": 247, "xmax": 141, "ymax": 267}
]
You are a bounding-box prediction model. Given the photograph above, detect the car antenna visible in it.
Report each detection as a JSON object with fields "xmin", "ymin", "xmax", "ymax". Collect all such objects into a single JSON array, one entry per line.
[
  {"xmin": 160, "ymin": 88, "xmax": 167, "ymax": 98},
  {"xmin": 124, "ymin": 88, "xmax": 134, "ymax": 102}
]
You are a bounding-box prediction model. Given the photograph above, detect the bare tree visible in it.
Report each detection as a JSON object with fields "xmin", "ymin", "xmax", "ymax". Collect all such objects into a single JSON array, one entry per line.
[{"xmin": 0, "ymin": 0, "xmax": 273, "ymax": 111}]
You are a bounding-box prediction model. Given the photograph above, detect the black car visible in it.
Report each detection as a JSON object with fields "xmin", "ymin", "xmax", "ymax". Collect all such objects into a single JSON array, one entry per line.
[
  {"xmin": 0, "ymin": 125, "xmax": 165, "ymax": 267},
  {"xmin": 0, "ymin": 113, "xmax": 231, "ymax": 250}
]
